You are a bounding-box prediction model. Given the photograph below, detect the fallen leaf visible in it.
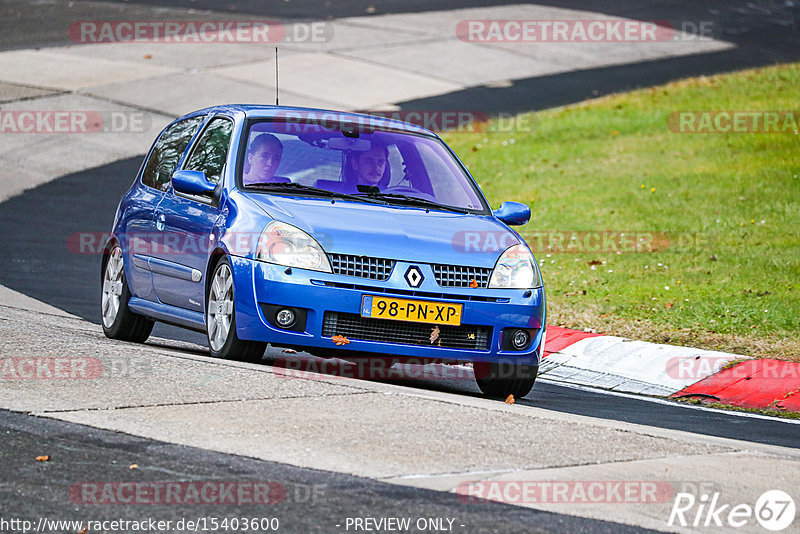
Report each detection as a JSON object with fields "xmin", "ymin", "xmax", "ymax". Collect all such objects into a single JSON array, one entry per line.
[
  {"xmin": 78, "ymin": 528, "xmax": 88, "ymax": 534},
  {"xmin": 143, "ymin": 54, "xmax": 152, "ymax": 59},
  {"xmin": 282, "ymin": 348, "xmax": 297, "ymax": 354},
  {"xmin": 35, "ymin": 455, "xmax": 49, "ymax": 462},
  {"xmin": 469, "ymin": 278, "xmax": 478, "ymax": 288},
  {"xmin": 331, "ymin": 335, "xmax": 350, "ymax": 346},
  {"xmin": 588, "ymin": 260, "xmax": 602, "ymax": 266},
  {"xmin": 505, "ymin": 394, "xmax": 515, "ymax": 405},
  {"xmin": 665, "ymin": 302, "xmax": 673, "ymax": 309},
  {"xmin": 429, "ymin": 326, "xmax": 440, "ymax": 344},
  {"xmin": 129, "ymin": 464, "xmax": 138, "ymax": 470}
]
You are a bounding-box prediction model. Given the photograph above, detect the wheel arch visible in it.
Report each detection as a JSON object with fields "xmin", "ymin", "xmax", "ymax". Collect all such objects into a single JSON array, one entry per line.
[
  {"xmin": 204, "ymin": 247, "xmax": 229, "ymax": 305},
  {"xmin": 100, "ymin": 236, "xmax": 121, "ymax": 283}
]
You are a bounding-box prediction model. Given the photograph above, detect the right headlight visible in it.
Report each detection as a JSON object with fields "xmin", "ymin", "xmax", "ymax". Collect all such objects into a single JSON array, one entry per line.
[
  {"xmin": 255, "ymin": 221, "xmax": 331, "ymax": 273},
  {"xmin": 488, "ymin": 244, "xmax": 543, "ymax": 289}
]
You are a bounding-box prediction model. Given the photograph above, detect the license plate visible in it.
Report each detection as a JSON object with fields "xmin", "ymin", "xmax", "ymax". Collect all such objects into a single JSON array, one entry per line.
[{"xmin": 361, "ymin": 295, "xmax": 462, "ymax": 326}]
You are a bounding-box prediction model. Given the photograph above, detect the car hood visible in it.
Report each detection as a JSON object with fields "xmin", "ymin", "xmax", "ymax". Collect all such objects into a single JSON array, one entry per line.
[{"xmin": 246, "ymin": 194, "xmax": 521, "ymax": 268}]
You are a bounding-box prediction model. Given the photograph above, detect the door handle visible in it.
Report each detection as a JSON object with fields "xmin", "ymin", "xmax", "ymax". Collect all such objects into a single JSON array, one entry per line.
[{"xmin": 155, "ymin": 212, "xmax": 166, "ymax": 231}]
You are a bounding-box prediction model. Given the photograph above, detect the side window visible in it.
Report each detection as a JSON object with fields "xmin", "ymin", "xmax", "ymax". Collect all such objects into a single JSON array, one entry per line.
[
  {"xmin": 183, "ymin": 118, "xmax": 233, "ymax": 184},
  {"xmin": 141, "ymin": 116, "xmax": 204, "ymax": 191}
]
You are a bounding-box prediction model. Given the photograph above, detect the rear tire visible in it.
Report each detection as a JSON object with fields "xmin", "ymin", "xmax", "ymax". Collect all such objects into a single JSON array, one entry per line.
[
  {"xmin": 474, "ymin": 362, "xmax": 538, "ymax": 398},
  {"xmin": 101, "ymin": 245, "xmax": 154, "ymax": 343},
  {"xmin": 206, "ymin": 257, "xmax": 266, "ymax": 364}
]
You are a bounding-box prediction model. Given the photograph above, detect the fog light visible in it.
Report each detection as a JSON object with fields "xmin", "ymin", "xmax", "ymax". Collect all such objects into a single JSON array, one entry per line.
[
  {"xmin": 512, "ymin": 329, "xmax": 530, "ymax": 349},
  {"xmin": 275, "ymin": 308, "xmax": 296, "ymax": 328}
]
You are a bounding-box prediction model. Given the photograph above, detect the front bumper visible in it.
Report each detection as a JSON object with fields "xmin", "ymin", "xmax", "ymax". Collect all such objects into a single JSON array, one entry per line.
[{"xmin": 230, "ymin": 256, "xmax": 545, "ymax": 367}]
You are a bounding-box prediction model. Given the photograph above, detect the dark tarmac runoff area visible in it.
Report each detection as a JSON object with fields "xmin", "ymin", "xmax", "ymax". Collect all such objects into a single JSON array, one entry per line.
[{"xmin": 0, "ymin": 410, "xmax": 655, "ymax": 534}]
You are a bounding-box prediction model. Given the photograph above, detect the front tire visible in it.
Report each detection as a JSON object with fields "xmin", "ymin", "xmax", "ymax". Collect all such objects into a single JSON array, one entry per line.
[
  {"xmin": 206, "ymin": 257, "xmax": 266, "ymax": 363},
  {"xmin": 101, "ymin": 245, "xmax": 154, "ymax": 342},
  {"xmin": 474, "ymin": 362, "xmax": 538, "ymax": 398}
]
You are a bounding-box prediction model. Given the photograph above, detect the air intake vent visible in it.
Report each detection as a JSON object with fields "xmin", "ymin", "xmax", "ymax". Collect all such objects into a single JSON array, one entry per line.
[
  {"xmin": 329, "ymin": 254, "xmax": 395, "ymax": 281},
  {"xmin": 322, "ymin": 312, "xmax": 490, "ymax": 350},
  {"xmin": 431, "ymin": 264, "xmax": 492, "ymax": 288}
]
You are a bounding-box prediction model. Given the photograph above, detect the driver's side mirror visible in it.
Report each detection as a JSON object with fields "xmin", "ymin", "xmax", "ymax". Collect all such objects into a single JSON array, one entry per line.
[
  {"xmin": 494, "ymin": 201, "xmax": 531, "ymax": 226},
  {"xmin": 171, "ymin": 170, "xmax": 217, "ymax": 196}
]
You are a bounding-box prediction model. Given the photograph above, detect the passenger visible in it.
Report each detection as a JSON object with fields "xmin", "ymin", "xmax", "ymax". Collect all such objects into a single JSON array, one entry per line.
[{"xmin": 243, "ymin": 134, "xmax": 283, "ymax": 185}]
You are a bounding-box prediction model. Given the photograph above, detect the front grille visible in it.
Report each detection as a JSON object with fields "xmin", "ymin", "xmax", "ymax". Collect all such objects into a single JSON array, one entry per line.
[
  {"xmin": 322, "ymin": 312, "xmax": 490, "ymax": 350},
  {"xmin": 329, "ymin": 254, "xmax": 395, "ymax": 281},
  {"xmin": 432, "ymin": 264, "xmax": 492, "ymax": 288}
]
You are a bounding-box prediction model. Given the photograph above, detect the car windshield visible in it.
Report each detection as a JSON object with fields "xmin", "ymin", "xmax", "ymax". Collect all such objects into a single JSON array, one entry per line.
[{"xmin": 239, "ymin": 116, "xmax": 488, "ymax": 212}]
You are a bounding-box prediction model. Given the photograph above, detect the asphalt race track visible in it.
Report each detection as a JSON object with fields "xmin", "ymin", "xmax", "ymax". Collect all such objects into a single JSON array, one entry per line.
[
  {"xmin": 3, "ymin": 0, "xmax": 800, "ymax": 114},
  {"xmin": 0, "ymin": 157, "xmax": 796, "ymax": 450},
  {"xmin": 1, "ymin": 410, "xmax": 654, "ymax": 534}
]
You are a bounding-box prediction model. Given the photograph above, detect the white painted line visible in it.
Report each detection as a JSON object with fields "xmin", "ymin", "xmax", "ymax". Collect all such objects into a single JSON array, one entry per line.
[
  {"xmin": 386, "ymin": 467, "xmax": 519, "ymax": 481},
  {"xmin": 538, "ymin": 377, "xmax": 800, "ymax": 425}
]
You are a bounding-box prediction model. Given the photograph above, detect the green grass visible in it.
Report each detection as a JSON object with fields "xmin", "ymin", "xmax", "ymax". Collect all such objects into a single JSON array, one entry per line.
[{"xmin": 442, "ymin": 63, "xmax": 800, "ymax": 360}]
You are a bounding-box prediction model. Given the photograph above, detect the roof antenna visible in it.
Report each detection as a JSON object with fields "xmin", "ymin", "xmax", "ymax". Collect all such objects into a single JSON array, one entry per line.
[{"xmin": 275, "ymin": 46, "xmax": 279, "ymax": 106}]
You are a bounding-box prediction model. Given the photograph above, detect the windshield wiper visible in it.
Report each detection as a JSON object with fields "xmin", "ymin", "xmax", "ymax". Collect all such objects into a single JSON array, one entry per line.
[
  {"xmin": 245, "ymin": 182, "xmax": 386, "ymax": 205},
  {"xmin": 354, "ymin": 192, "xmax": 469, "ymax": 214}
]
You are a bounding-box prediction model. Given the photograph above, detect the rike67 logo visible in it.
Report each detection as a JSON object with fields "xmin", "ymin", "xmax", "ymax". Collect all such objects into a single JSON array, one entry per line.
[{"xmin": 669, "ymin": 490, "xmax": 796, "ymax": 531}]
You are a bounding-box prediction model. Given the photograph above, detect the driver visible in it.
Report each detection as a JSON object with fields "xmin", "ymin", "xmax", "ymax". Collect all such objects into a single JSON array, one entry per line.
[
  {"xmin": 243, "ymin": 134, "xmax": 283, "ymax": 185},
  {"xmin": 350, "ymin": 143, "xmax": 389, "ymax": 189}
]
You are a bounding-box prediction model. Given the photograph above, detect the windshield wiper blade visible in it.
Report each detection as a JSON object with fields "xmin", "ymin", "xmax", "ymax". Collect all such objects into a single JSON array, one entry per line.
[
  {"xmin": 354, "ymin": 192, "xmax": 469, "ymax": 213},
  {"xmin": 245, "ymin": 182, "xmax": 386, "ymax": 204}
]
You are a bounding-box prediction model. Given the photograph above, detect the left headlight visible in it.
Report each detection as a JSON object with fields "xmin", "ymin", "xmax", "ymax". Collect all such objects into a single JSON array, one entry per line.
[
  {"xmin": 488, "ymin": 244, "xmax": 543, "ymax": 289},
  {"xmin": 256, "ymin": 221, "xmax": 332, "ymax": 273}
]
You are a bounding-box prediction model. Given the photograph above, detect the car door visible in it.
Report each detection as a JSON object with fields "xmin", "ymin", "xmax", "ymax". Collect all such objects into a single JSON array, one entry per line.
[
  {"xmin": 125, "ymin": 115, "xmax": 205, "ymax": 301},
  {"xmin": 151, "ymin": 116, "xmax": 234, "ymax": 311}
]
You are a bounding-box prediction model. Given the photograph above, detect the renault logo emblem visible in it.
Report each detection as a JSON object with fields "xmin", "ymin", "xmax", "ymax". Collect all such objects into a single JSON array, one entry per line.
[{"xmin": 404, "ymin": 266, "xmax": 423, "ymax": 288}]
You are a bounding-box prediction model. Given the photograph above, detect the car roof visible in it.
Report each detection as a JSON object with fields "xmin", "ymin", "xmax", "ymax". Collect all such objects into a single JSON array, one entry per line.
[{"xmin": 188, "ymin": 104, "xmax": 436, "ymax": 137}]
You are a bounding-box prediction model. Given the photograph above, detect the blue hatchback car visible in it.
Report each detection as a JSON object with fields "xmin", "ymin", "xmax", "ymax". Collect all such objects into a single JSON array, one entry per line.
[{"xmin": 101, "ymin": 105, "xmax": 545, "ymax": 397}]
